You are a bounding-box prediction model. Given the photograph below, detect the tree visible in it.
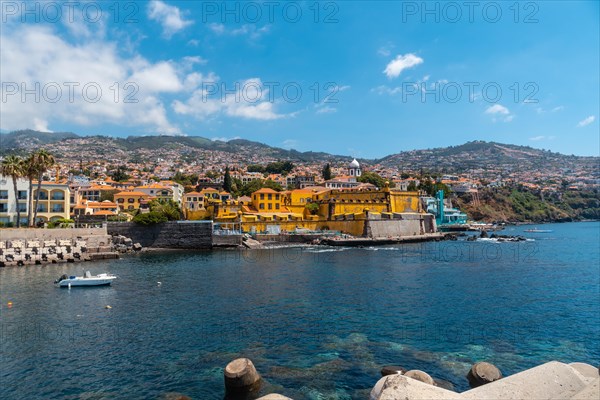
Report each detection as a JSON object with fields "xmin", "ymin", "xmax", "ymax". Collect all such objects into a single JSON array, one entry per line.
[
  {"xmin": 223, "ymin": 166, "xmax": 233, "ymax": 193},
  {"xmin": 322, "ymin": 163, "xmax": 332, "ymax": 180},
  {"xmin": 306, "ymin": 202, "xmax": 319, "ymax": 215},
  {"xmin": 0, "ymin": 155, "xmax": 24, "ymax": 227},
  {"xmin": 31, "ymin": 149, "xmax": 55, "ymax": 226},
  {"xmin": 407, "ymin": 181, "xmax": 418, "ymax": 191},
  {"xmin": 357, "ymin": 171, "xmax": 391, "ymax": 189},
  {"xmin": 110, "ymin": 165, "xmax": 130, "ymax": 182},
  {"xmin": 23, "ymin": 155, "xmax": 37, "ymax": 226}
]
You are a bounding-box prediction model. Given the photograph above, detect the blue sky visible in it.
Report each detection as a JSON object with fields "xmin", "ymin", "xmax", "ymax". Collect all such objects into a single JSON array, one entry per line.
[{"xmin": 1, "ymin": 0, "xmax": 598, "ymax": 158}]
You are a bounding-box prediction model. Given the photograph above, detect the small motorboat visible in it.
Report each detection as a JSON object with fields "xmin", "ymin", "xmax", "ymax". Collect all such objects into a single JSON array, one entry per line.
[
  {"xmin": 54, "ymin": 271, "xmax": 117, "ymax": 287},
  {"xmin": 524, "ymin": 228, "xmax": 553, "ymax": 233}
]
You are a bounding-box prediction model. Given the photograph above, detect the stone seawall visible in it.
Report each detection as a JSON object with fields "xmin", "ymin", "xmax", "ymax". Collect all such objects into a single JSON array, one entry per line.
[
  {"xmin": 107, "ymin": 221, "xmax": 213, "ymax": 249},
  {"xmin": 0, "ymin": 226, "xmax": 115, "ymax": 267}
]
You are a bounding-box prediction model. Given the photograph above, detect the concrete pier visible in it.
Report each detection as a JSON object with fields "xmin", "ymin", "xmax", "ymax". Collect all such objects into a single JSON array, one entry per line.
[{"xmin": 370, "ymin": 361, "xmax": 599, "ymax": 400}]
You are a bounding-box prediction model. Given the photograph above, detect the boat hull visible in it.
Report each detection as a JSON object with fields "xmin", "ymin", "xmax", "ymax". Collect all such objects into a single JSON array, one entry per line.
[{"xmin": 56, "ymin": 275, "xmax": 116, "ymax": 287}]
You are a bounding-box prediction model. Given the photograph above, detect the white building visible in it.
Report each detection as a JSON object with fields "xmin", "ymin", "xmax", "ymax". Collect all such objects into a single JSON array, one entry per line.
[{"xmin": 0, "ymin": 177, "xmax": 71, "ymax": 225}]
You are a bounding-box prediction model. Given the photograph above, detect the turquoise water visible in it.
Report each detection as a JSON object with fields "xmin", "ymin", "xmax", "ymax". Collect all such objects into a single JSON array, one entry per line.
[{"xmin": 1, "ymin": 222, "xmax": 599, "ymax": 399}]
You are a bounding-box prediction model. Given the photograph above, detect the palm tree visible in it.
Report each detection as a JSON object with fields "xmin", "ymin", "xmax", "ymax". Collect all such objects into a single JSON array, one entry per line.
[
  {"xmin": 0, "ymin": 155, "xmax": 24, "ymax": 227},
  {"xmin": 24, "ymin": 154, "xmax": 38, "ymax": 226},
  {"xmin": 31, "ymin": 150, "xmax": 55, "ymax": 226}
]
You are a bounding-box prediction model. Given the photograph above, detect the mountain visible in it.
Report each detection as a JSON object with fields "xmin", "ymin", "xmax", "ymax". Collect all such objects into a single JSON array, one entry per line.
[
  {"xmin": 376, "ymin": 141, "xmax": 599, "ymax": 174},
  {"xmin": 0, "ymin": 132, "xmax": 597, "ymax": 181},
  {"xmin": 0, "ymin": 129, "xmax": 79, "ymax": 150},
  {"xmin": 0, "ymin": 131, "xmax": 345, "ymax": 163}
]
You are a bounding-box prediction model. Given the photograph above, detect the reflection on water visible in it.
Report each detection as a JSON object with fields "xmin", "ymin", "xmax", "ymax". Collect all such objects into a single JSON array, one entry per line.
[{"xmin": 1, "ymin": 222, "xmax": 599, "ymax": 399}]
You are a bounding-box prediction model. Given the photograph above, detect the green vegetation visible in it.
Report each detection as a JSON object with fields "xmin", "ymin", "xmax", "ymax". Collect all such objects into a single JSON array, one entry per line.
[
  {"xmin": 110, "ymin": 165, "xmax": 130, "ymax": 182},
  {"xmin": 322, "ymin": 163, "xmax": 332, "ymax": 180},
  {"xmin": 223, "ymin": 166, "xmax": 233, "ymax": 193},
  {"xmin": 247, "ymin": 161, "xmax": 294, "ymax": 175},
  {"xmin": 47, "ymin": 218, "xmax": 74, "ymax": 229},
  {"xmin": 454, "ymin": 186, "xmax": 599, "ymax": 223},
  {"xmin": 306, "ymin": 202, "xmax": 319, "ymax": 215},
  {"xmin": 132, "ymin": 199, "xmax": 181, "ymax": 225},
  {"xmin": 357, "ymin": 171, "xmax": 394, "ymax": 189},
  {"xmin": 133, "ymin": 211, "xmax": 168, "ymax": 225},
  {"xmin": 171, "ymin": 171, "xmax": 198, "ymax": 187}
]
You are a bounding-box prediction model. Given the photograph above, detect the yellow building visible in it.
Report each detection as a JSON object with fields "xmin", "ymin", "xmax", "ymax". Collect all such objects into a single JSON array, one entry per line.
[
  {"xmin": 182, "ymin": 191, "xmax": 209, "ymax": 220},
  {"xmin": 251, "ymin": 188, "xmax": 284, "ymax": 212},
  {"xmin": 114, "ymin": 191, "xmax": 152, "ymax": 212},
  {"xmin": 32, "ymin": 181, "xmax": 71, "ymax": 223}
]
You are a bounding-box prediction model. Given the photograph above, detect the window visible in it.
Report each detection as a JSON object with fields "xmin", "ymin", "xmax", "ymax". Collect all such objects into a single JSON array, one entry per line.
[
  {"xmin": 128, "ymin": 198, "xmax": 135, "ymax": 203},
  {"xmin": 18, "ymin": 203, "xmax": 27, "ymax": 212},
  {"xmin": 51, "ymin": 205, "xmax": 64, "ymax": 213},
  {"xmin": 17, "ymin": 191, "xmax": 27, "ymax": 200},
  {"xmin": 260, "ymin": 194, "xmax": 264, "ymax": 200},
  {"xmin": 259, "ymin": 203, "xmax": 264, "ymax": 209},
  {"xmin": 51, "ymin": 191, "xmax": 64, "ymax": 200},
  {"xmin": 37, "ymin": 205, "xmax": 47, "ymax": 212},
  {"xmin": 275, "ymin": 194, "xmax": 279, "ymax": 200},
  {"xmin": 268, "ymin": 203, "xmax": 272, "ymax": 210},
  {"xmin": 117, "ymin": 198, "xmax": 124, "ymax": 203},
  {"xmin": 275, "ymin": 204, "xmax": 280, "ymax": 210},
  {"xmin": 0, "ymin": 204, "xmax": 8, "ymax": 212},
  {"xmin": 128, "ymin": 205, "xmax": 134, "ymax": 210},
  {"xmin": 268, "ymin": 194, "xmax": 272, "ymax": 200},
  {"xmin": 0, "ymin": 190, "xmax": 8, "ymax": 200}
]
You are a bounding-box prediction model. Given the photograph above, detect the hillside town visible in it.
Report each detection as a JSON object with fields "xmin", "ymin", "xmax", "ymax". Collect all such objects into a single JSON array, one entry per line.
[{"xmin": 1, "ymin": 134, "xmax": 599, "ymax": 231}]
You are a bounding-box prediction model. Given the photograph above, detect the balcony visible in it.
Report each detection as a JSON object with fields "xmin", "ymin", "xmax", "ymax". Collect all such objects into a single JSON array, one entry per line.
[
  {"xmin": 51, "ymin": 194, "xmax": 65, "ymax": 201},
  {"xmin": 51, "ymin": 206, "xmax": 65, "ymax": 213}
]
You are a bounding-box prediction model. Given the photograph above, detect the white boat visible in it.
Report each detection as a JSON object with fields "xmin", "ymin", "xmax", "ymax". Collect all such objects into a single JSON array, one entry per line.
[
  {"xmin": 54, "ymin": 271, "xmax": 117, "ymax": 287},
  {"xmin": 524, "ymin": 228, "xmax": 553, "ymax": 233}
]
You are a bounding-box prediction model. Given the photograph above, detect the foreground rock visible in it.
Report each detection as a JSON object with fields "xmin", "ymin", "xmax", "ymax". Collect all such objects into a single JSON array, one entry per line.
[
  {"xmin": 380, "ymin": 365, "xmax": 407, "ymax": 376},
  {"xmin": 404, "ymin": 370, "xmax": 435, "ymax": 385},
  {"xmin": 466, "ymin": 362, "xmax": 502, "ymax": 388},
  {"xmin": 224, "ymin": 358, "xmax": 262, "ymax": 397},
  {"xmin": 256, "ymin": 395, "xmax": 293, "ymax": 400},
  {"xmin": 371, "ymin": 361, "xmax": 598, "ymax": 400}
]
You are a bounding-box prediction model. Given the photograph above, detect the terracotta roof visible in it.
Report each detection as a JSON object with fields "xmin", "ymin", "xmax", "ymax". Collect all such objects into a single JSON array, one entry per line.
[
  {"xmin": 93, "ymin": 210, "xmax": 117, "ymax": 216},
  {"xmin": 253, "ymin": 188, "xmax": 279, "ymax": 194},
  {"xmin": 115, "ymin": 191, "xmax": 148, "ymax": 196}
]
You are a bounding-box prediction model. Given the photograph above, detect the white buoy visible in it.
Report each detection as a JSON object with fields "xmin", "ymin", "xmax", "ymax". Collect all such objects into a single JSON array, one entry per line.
[
  {"xmin": 68, "ymin": 282, "xmax": 71, "ymax": 289},
  {"xmin": 157, "ymin": 282, "xmax": 162, "ymax": 286}
]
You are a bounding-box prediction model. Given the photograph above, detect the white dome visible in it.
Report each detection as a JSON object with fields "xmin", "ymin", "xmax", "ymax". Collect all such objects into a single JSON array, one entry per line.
[{"xmin": 348, "ymin": 159, "xmax": 360, "ymax": 168}]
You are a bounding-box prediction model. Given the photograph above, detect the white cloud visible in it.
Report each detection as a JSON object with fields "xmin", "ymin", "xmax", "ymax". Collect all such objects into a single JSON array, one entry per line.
[
  {"xmin": 383, "ymin": 53, "xmax": 424, "ymax": 79},
  {"xmin": 173, "ymin": 78, "xmax": 291, "ymax": 121},
  {"xmin": 529, "ymin": 135, "xmax": 556, "ymax": 141},
  {"xmin": 0, "ymin": 25, "xmax": 183, "ymax": 134},
  {"xmin": 577, "ymin": 115, "xmax": 596, "ymax": 127},
  {"xmin": 33, "ymin": 118, "xmax": 52, "ymax": 132},
  {"xmin": 209, "ymin": 23, "xmax": 270, "ymax": 40},
  {"xmin": 485, "ymin": 104, "xmax": 510, "ymax": 115},
  {"xmin": 485, "ymin": 104, "xmax": 514, "ymax": 123},
  {"xmin": 316, "ymin": 106, "xmax": 337, "ymax": 114},
  {"xmin": 212, "ymin": 136, "xmax": 241, "ymax": 142},
  {"xmin": 282, "ymin": 139, "xmax": 299, "ymax": 149},
  {"xmin": 147, "ymin": 0, "xmax": 193, "ymax": 38}
]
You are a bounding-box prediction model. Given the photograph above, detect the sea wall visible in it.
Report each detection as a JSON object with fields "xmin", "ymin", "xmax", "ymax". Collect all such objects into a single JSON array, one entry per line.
[
  {"xmin": 366, "ymin": 213, "xmax": 436, "ymax": 238},
  {"xmin": 0, "ymin": 226, "xmax": 117, "ymax": 267},
  {"xmin": 106, "ymin": 221, "xmax": 213, "ymax": 249}
]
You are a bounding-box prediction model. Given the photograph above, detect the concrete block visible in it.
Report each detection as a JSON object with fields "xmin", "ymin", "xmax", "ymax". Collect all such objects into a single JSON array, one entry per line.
[
  {"xmin": 27, "ymin": 240, "xmax": 40, "ymax": 248},
  {"xmin": 9, "ymin": 240, "xmax": 25, "ymax": 248},
  {"xmin": 44, "ymin": 240, "xmax": 57, "ymax": 247},
  {"xmin": 570, "ymin": 377, "xmax": 600, "ymax": 400},
  {"xmin": 569, "ymin": 363, "xmax": 599, "ymax": 380},
  {"xmin": 461, "ymin": 361, "xmax": 589, "ymax": 400},
  {"xmin": 371, "ymin": 374, "xmax": 461, "ymax": 400},
  {"xmin": 0, "ymin": 241, "xmax": 5, "ymax": 249},
  {"xmin": 58, "ymin": 239, "xmax": 71, "ymax": 246}
]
